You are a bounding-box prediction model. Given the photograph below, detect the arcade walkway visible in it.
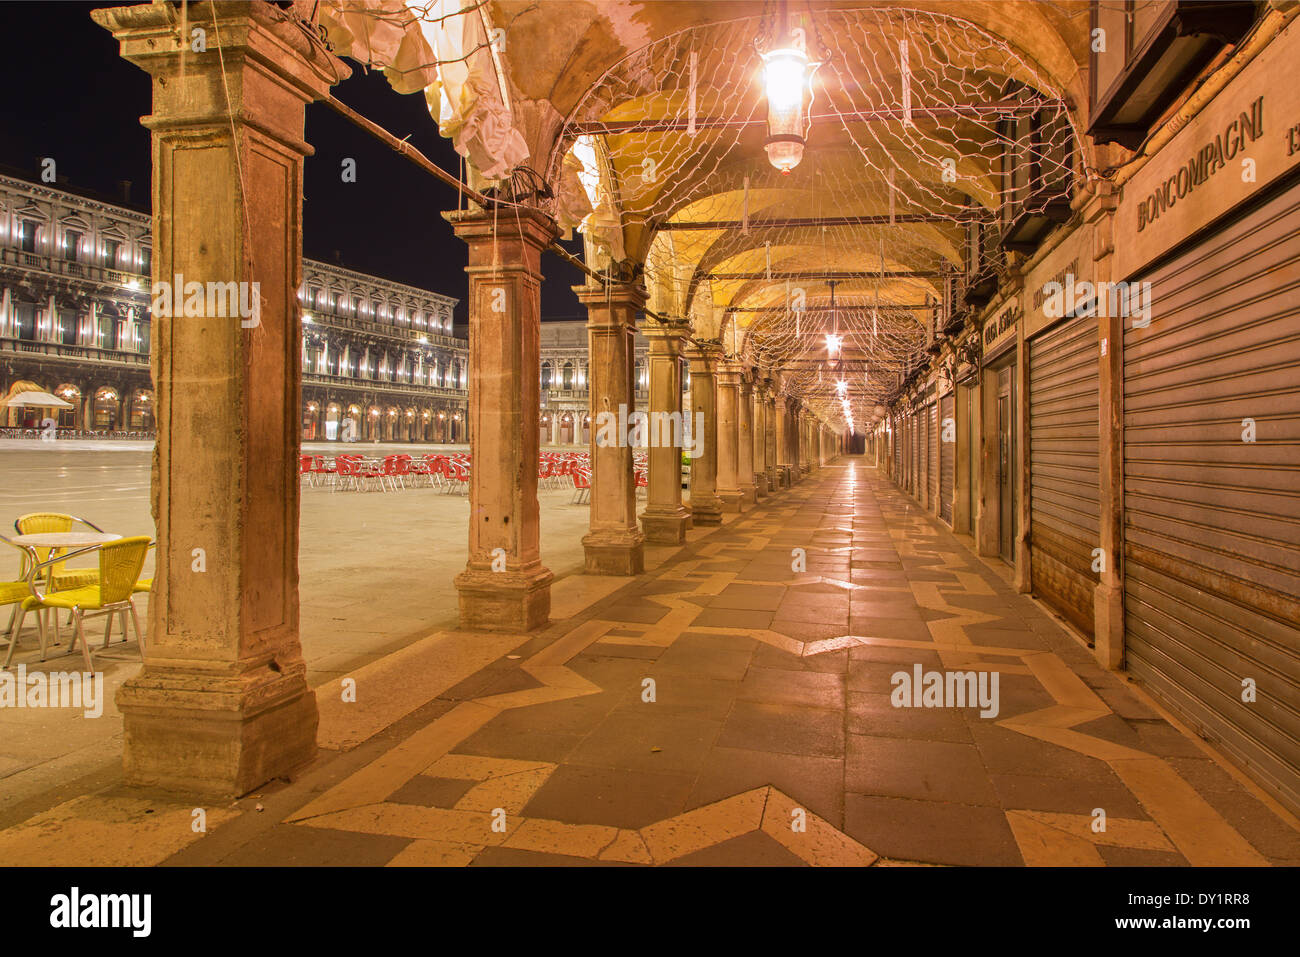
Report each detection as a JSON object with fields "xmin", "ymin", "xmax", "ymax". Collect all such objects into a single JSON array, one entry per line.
[{"xmin": 2, "ymin": 460, "xmax": 1297, "ymax": 866}]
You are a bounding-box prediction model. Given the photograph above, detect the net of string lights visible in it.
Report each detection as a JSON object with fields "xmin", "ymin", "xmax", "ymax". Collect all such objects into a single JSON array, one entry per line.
[
  {"xmin": 543, "ymin": 2, "xmax": 1081, "ymax": 435},
  {"xmin": 315, "ymin": 2, "xmax": 1084, "ymax": 435}
]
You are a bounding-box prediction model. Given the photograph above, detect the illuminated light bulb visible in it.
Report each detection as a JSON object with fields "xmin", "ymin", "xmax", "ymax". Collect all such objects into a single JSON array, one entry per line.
[
  {"xmin": 761, "ymin": 44, "xmax": 816, "ymax": 173},
  {"xmin": 825, "ymin": 334, "xmax": 841, "ymax": 356}
]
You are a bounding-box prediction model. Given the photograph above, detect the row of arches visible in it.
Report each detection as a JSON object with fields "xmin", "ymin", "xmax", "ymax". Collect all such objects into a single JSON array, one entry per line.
[
  {"xmin": 0, "ymin": 377, "xmax": 154, "ymax": 431},
  {"xmin": 540, "ymin": 409, "xmax": 591, "ymax": 446},
  {"xmin": 301, "ymin": 397, "xmax": 466, "ymax": 443}
]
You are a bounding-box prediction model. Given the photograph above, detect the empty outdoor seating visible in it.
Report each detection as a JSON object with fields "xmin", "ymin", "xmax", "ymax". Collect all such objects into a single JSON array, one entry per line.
[
  {"xmin": 570, "ymin": 468, "xmax": 591, "ymax": 504},
  {"xmin": 4, "ymin": 536, "xmax": 153, "ymax": 671}
]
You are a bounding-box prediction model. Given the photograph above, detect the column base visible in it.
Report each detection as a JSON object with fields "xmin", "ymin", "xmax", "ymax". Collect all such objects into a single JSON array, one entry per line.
[
  {"xmin": 456, "ymin": 564, "xmax": 553, "ymax": 632},
  {"xmin": 640, "ymin": 507, "xmax": 691, "ymax": 544},
  {"xmin": 753, "ymin": 473, "xmax": 769, "ymax": 497},
  {"xmin": 766, "ymin": 468, "xmax": 778, "ymax": 491},
  {"xmin": 1094, "ymin": 582, "xmax": 1125, "ymax": 670},
  {"xmin": 738, "ymin": 483, "xmax": 757, "ymax": 505},
  {"xmin": 118, "ymin": 666, "xmax": 318, "ymax": 799},
  {"xmin": 687, "ymin": 495, "xmax": 723, "ymax": 526},
  {"xmin": 718, "ymin": 490, "xmax": 745, "ymax": 513},
  {"xmin": 583, "ymin": 531, "xmax": 645, "ymax": 575},
  {"xmin": 1013, "ymin": 537, "xmax": 1031, "ymax": 593}
]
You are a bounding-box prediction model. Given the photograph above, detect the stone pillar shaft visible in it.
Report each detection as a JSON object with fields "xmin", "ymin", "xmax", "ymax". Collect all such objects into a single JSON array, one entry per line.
[
  {"xmin": 94, "ymin": 0, "xmax": 348, "ymax": 798},
  {"xmin": 785, "ymin": 403, "xmax": 795, "ymax": 478},
  {"xmin": 578, "ymin": 280, "xmax": 645, "ymax": 574},
  {"xmin": 764, "ymin": 386, "xmax": 778, "ymax": 489},
  {"xmin": 640, "ymin": 320, "xmax": 691, "ymax": 544},
  {"xmin": 736, "ymin": 372, "xmax": 757, "ymax": 504},
  {"xmin": 685, "ymin": 343, "xmax": 723, "ymax": 525},
  {"xmin": 448, "ymin": 207, "xmax": 556, "ymax": 630},
  {"xmin": 715, "ymin": 361, "xmax": 744, "ymax": 512},
  {"xmin": 752, "ymin": 382, "xmax": 769, "ymax": 496}
]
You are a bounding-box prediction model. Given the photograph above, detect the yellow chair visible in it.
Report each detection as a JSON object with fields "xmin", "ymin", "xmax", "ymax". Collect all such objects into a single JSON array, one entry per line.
[
  {"xmin": 5, "ymin": 536, "xmax": 152, "ymax": 672},
  {"xmin": 2, "ymin": 536, "xmax": 58, "ymax": 664},
  {"xmin": 14, "ymin": 512, "xmax": 106, "ymax": 591}
]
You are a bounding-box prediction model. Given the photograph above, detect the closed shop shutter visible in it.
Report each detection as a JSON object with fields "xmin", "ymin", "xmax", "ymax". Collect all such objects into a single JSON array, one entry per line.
[
  {"xmin": 1029, "ymin": 311, "xmax": 1100, "ymax": 637},
  {"xmin": 1123, "ymin": 179, "xmax": 1300, "ymax": 815},
  {"xmin": 940, "ymin": 392, "xmax": 955, "ymax": 524}
]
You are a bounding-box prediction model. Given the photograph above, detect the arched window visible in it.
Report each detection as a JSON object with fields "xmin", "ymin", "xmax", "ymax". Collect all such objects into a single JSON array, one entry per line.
[
  {"xmin": 563, "ymin": 361, "xmax": 574, "ymax": 390},
  {"xmin": 541, "ymin": 362, "xmax": 552, "ymax": 389}
]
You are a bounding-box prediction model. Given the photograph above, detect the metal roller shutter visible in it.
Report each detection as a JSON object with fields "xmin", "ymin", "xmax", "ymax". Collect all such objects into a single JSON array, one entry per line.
[
  {"xmin": 940, "ymin": 392, "xmax": 955, "ymax": 524},
  {"xmin": 1123, "ymin": 179, "xmax": 1300, "ymax": 815},
  {"xmin": 928, "ymin": 401, "xmax": 939, "ymax": 512},
  {"xmin": 1029, "ymin": 312, "xmax": 1101, "ymax": 637}
]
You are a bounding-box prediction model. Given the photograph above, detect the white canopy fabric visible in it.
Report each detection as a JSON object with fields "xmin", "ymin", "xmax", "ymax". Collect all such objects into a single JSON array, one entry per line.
[
  {"xmin": 6, "ymin": 391, "xmax": 74, "ymax": 409},
  {"xmin": 318, "ymin": 0, "xmax": 529, "ymax": 180}
]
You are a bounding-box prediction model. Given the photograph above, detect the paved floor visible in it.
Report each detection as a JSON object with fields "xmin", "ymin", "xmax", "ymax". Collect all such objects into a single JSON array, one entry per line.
[{"xmin": 1, "ymin": 457, "xmax": 1297, "ymax": 865}]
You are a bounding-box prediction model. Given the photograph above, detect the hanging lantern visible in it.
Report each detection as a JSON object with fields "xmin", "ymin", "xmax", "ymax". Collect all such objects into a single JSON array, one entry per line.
[{"xmin": 761, "ymin": 36, "xmax": 818, "ymax": 174}]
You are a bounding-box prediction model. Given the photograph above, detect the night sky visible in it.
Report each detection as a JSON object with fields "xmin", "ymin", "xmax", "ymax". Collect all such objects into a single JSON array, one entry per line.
[{"xmin": 0, "ymin": 0, "xmax": 589, "ymax": 330}]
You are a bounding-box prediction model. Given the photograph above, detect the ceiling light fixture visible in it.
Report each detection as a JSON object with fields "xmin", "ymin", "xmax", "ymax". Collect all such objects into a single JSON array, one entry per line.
[{"xmin": 759, "ymin": 12, "xmax": 821, "ymax": 174}]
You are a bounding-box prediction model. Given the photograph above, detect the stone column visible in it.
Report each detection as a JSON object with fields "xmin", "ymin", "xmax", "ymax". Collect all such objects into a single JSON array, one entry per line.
[
  {"xmin": 640, "ymin": 319, "xmax": 691, "ymax": 544},
  {"xmin": 775, "ymin": 393, "xmax": 789, "ymax": 488},
  {"xmin": 785, "ymin": 403, "xmax": 795, "ymax": 478},
  {"xmin": 752, "ymin": 379, "xmax": 769, "ymax": 497},
  {"xmin": 93, "ymin": 0, "xmax": 347, "ymax": 797},
  {"xmin": 446, "ymin": 206, "xmax": 557, "ymax": 631},
  {"xmin": 736, "ymin": 372, "xmax": 757, "ymax": 505},
  {"xmin": 715, "ymin": 360, "xmax": 744, "ymax": 512},
  {"xmin": 764, "ymin": 382, "xmax": 778, "ymax": 490},
  {"xmin": 685, "ymin": 342, "xmax": 723, "ymax": 525},
  {"xmin": 577, "ymin": 279, "xmax": 645, "ymax": 574}
]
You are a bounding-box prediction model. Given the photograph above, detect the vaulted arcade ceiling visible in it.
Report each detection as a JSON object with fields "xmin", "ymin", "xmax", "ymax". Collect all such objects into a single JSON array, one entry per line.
[{"xmin": 317, "ymin": 1, "xmax": 1096, "ymax": 431}]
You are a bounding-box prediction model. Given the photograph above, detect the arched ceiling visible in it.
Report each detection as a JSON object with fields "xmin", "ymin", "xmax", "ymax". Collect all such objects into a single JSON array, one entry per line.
[{"xmin": 486, "ymin": 0, "xmax": 1093, "ymax": 431}]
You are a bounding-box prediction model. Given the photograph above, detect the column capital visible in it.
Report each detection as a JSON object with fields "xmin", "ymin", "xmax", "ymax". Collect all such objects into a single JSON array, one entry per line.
[
  {"xmin": 716, "ymin": 360, "xmax": 743, "ymax": 383},
  {"xmin": 444, "ymin": 205, "xmax": 559, "ymax": 258},
  {"xmin": 642, "ymin": 315, "xmax": 691, "ymax": 341},
  {"xmin": 94, "ymin": 1, "xmax": 349, "ymax": 145},
  {"xmin": 685, "ymin": 339, "xmax": 723, "ymax": 367},
  {"xmin": 572, "ymin": 277, "xmax": 648, "ymax": 312}
]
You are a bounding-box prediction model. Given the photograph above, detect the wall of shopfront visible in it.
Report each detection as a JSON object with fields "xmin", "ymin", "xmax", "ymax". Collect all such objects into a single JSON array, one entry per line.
[{"xmin": 1108, "ymin": 20, "xmax": 1300, "ymax": 813}]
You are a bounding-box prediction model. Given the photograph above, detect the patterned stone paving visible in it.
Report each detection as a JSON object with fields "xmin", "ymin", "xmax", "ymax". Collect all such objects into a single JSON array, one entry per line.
[{"xmin": 2, "ymin": 460, "xmax": 1298, "ymax": 866}]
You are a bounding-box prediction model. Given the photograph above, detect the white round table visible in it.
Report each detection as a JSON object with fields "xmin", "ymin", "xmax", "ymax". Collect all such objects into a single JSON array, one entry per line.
[{"xmin": 12, "ymin": 532, "xmax": 122, "ymax": 549}]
